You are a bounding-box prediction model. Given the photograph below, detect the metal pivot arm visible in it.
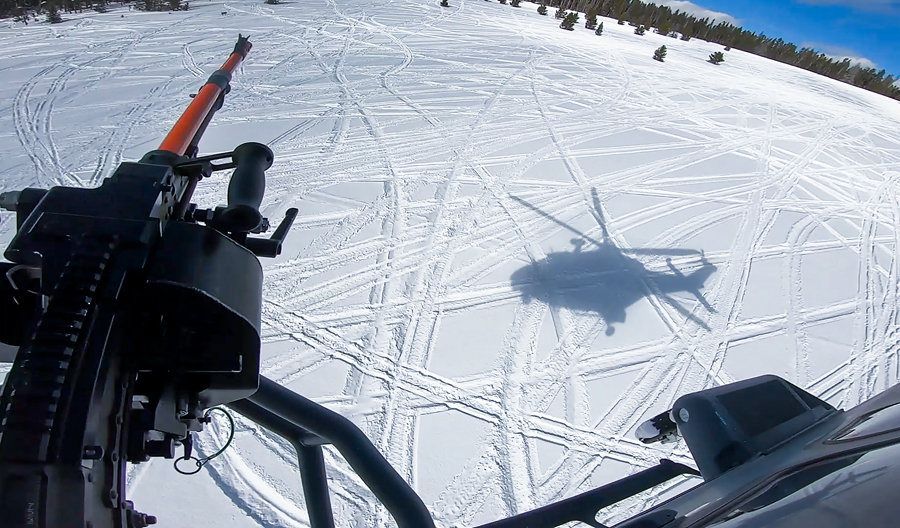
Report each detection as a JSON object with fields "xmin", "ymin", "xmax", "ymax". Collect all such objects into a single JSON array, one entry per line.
[
  {"xmin": 241, "ymin": 375, "xmax": 437, "ymax": 528},
  {"xmin": 270, "ymin": 208, "xmax": 299, "ymax": 242},
  {"xmin": 172, "ymin": 142, "xmax": 272, "ymax": 232},
  {"xmin": 173, "ymin": 143, "xmax": 298, "ymax": 256},
  {"xmin": 244, "ymin": 208, "xmax": 298, "ymax": 257},
  {"xmin": 173, "ymin": 142, "xmax": 273, "ymax": 232}
]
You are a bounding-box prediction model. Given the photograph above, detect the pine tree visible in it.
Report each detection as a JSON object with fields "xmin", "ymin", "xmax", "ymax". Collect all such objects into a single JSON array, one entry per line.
[
  {"xmin": 585, "ymin": 7, "xmax": 597, "ymax": 29},
  {"xmin": 560, "ymin": 11, "xmax": 579, "ymax": 30},
  {"xmin": 46, "ymin": 3, "xmax": 62, "ymax": 22},
  {"xmin": 440, "ymin": 0, "xmax": 449, "ymax": 6},
  {"xmin": 511, "ymin": 0, "xmax": 521, "ymax": 6},
  {"xmin": 709, "ymin": 51, "xmax": 725, "ymax": 64},
  {"xmin": 555, "ymin": 6, "xmax": 566, "ymax": 19},
  {"xmin": 498, "ymin": 0, "xmax": 507, "ymax": 4},
  {"xmin": 538, "ymin": 3, "xmax": 547, "ymax": 15},
  {"xmin": 14, "ymin": 9, "xmax": 29, "ymax": 24},
  {"xmin": 653, "ymin": 45, "xmax": 667, "ymax": 62},
  {"xmin": 679, "ymin": 19, "xmax": 693, "ymax": 40},
  {"xmin": 614, "ymin": 0, "xmax": 627, "ymax": 24},
  {"xmin": 595, "ymin": 21, "xmax": 604, "ymax": 36},
  {"xmin": 634, "ymin": 25, "xmax": 646, "ymax": 36},
  {"xmin": 656, "ymin": 19, "xmax": 672, "ymax": 36}
]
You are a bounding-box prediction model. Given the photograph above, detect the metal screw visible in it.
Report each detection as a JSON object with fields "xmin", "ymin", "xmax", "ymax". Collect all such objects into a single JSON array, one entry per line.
[
  {"xmin": 109, "ymin": 490, "xmax": 118, "ymax": 501},
  {"xmin": 111, "ymin": 452, "xmax": 119, "ymax": 462}
]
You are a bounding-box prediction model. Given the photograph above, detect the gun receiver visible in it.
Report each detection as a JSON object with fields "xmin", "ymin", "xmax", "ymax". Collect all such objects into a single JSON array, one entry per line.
[{"xmin": 0, "ymin": 35, "xmax": 297, "ymax": 528}]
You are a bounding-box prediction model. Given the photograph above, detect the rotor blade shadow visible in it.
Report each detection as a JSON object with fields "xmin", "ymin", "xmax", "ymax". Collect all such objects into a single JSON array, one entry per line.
[{"xmin": 509, "ymin": 193, "xmax": 716, "ymax": 335}]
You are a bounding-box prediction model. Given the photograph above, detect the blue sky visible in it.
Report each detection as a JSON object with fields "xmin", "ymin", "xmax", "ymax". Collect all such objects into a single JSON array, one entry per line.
[{"xmin": 659, "ymin": 0, "xmax": 900, "ymax": 79}]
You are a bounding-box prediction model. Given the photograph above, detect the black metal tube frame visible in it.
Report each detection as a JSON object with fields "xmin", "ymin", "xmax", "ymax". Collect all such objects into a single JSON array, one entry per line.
[
  {"xmin": 227, "ymin": 376, "xmax": 700, "ymax": 528},
  {"xmin": 228, "ymin": 375, "xmax": 436, "ymax": 528},
  {"xmin": 227, "ymin": 398, "xmax": 336, "ymax": 528}
]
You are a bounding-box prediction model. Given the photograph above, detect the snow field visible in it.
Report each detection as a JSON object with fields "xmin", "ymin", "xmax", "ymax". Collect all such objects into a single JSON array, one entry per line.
[{"xmin": 1, "ymin": 0, "xmax": 900, "ymax": 526}]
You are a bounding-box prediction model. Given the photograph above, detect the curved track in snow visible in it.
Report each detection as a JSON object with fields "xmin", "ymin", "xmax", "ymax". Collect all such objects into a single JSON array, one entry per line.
[{"xmin": 1, "ymin": 1, "xmax": 900, "ymax": 526}]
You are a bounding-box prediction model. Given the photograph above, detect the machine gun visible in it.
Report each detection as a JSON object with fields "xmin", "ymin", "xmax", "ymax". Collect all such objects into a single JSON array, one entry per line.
[
  {"xmin": 2, "ymin": 36, "xmax": 899, "ymax": 528},
  {"xmin": 0, "ymin": 35, "xmax": 299, "ymax": 528}
]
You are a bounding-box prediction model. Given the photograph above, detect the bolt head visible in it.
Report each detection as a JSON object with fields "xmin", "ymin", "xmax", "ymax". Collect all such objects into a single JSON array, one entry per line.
[{"xmin": 83, "ymin": 446, "xmax": 104, "ymax": 460}]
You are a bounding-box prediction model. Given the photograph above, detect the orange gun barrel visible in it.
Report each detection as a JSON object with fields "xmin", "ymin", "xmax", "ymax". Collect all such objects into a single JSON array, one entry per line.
[{"xmin": 158, "ymin": 35, "xmax": 252, "ymax": 157}]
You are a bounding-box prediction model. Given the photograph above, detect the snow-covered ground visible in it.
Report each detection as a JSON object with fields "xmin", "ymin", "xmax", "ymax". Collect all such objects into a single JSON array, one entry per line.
[{"xmin": 2, "ymin": 0, "xmax": 900, "ymax": 526}]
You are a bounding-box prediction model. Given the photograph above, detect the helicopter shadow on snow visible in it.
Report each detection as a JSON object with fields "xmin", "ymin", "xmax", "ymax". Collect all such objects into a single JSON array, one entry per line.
[{"xmin": 508, "ymin": 189, "xmax": 717, "ymax": 336}]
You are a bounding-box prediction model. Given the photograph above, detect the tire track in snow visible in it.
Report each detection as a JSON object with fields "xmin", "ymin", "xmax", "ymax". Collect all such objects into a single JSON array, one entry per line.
[
  {"xmin": 181, "ymin": 42, "xmax": 205, "ymax": 79},
  {"xmin": 41, "ymin": 2, "xmax": 897, "ymax": 524},
  {"xmin": 7, "ymin": 14, "xmax": 206, "ymax": 187},
  {"xmin": 12, "ymin": 61, "xmax": 66, "ymax": 186}
]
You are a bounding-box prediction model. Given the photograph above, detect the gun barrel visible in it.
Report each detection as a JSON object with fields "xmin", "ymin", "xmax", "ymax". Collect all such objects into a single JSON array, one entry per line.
[{"xmin": 158, "ymin": 35, "xmax": 252, "ymax": 156}]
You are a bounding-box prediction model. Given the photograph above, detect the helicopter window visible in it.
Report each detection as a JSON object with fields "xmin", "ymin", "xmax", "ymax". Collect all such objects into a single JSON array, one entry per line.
[
  {"xmin": 695, "ymin": 441, "xmax": 900, "ymax": 527},
  {"xmin": 828, "ymin": 402, "xmax": 900, "ymax": 442}
]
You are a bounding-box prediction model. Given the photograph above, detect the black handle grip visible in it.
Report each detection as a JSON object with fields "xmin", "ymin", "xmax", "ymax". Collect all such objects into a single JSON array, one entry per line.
[{"xmin": 220, "ymin": 142, "xmax": 273, "ymax": 232}]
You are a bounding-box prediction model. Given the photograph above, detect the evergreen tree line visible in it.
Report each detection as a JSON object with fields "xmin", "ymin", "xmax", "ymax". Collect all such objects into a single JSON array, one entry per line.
[
  {"xmin": 3, "ymin": 0, "xmax": 897, "ymax": 100},
  {"xmin": 2, "ymin": 0, "xmax": 188, "ymax": 22},
  {"xmin": 528, "ymin": 0, "xmax": 899, "ymax": 101}
]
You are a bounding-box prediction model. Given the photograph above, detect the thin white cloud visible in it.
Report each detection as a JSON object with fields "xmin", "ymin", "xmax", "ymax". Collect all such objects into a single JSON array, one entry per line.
[
  {"xmin": 827, "ymin": 54, "xmax": 879, "ymax": 69},
  {"xmin": 658, "ymin": 0, "xmax": 738, "ymax": 24},
  {"xmin": 846, "ymin": 56, "xmax": 879, "ymax": 69},
  {"xmin": 807, "ymin": 42, "xmax": 879, "ymax": 70}
]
